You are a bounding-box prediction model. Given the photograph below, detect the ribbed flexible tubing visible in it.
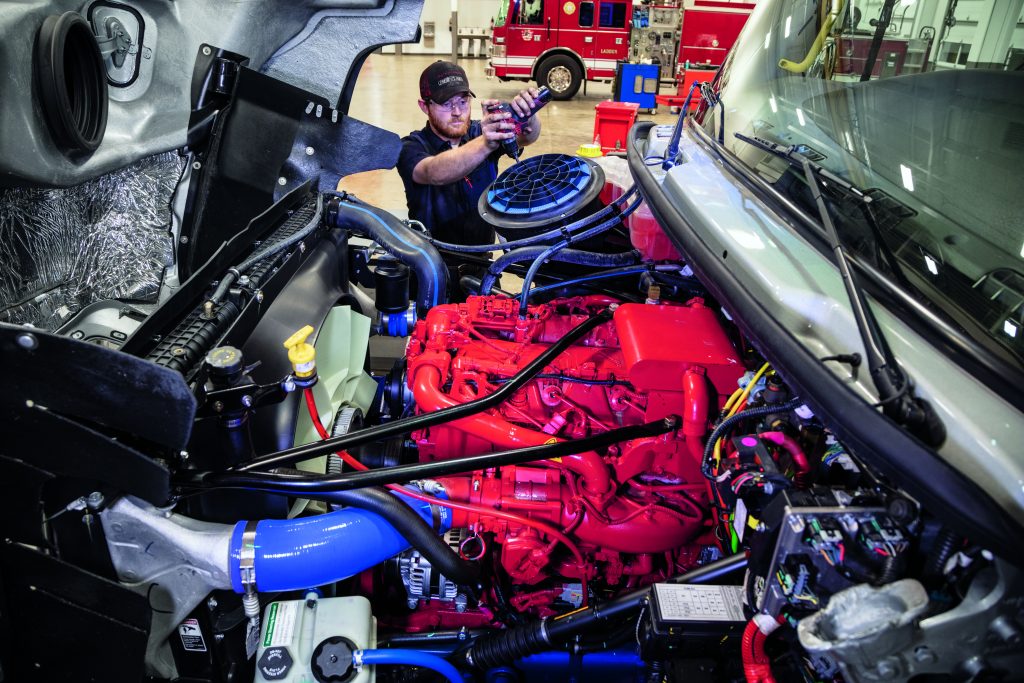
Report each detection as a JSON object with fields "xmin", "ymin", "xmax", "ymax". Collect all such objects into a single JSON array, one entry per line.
[
  {"xmin": 701, "ymin": 398, "xmax": 804, "ymax": 479},
  {"xmin": 211, "ymin": 194, "xmax": 324, "ymax": 303},
  {"xmin": 326, "ymin": 193, "xmax": 447, "ymax": 316},
  {"xmin": 227, "ymin": 492, "xmax": 452, "ymax": 593},
  {"xmin": 478, "ymin": 246, "xmax": 641, "ymax": 295},
  {"xmin": 430, "ymin": 184, "xmax": 638, "ymax": 253},
  {"xmin": 357, "ymin": 649, "xmax": 462, "ymax": 683}
]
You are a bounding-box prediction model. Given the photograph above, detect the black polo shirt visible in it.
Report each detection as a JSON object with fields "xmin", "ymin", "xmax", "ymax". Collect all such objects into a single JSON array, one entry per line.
[{"xmin": 397, "ymin": 121, "xmax": 503, "ymax": 246}]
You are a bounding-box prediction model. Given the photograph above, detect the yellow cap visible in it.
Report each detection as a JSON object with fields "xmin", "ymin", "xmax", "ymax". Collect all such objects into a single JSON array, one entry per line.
[
  {"xmin": 283, "ymin": 325, "xmax": 317, "ymax": 378},
  {"xmin": 577, "ymin": 142, "xmax": 603, "ymax": 158}
]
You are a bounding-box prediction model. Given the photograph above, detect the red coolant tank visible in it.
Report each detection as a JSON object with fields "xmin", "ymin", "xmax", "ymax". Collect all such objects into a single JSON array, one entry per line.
[
  {"xmin": 614, "ymin": 301, "xmax": 742, "ymax": 393},
  {"xmin": 595, "ymin": 156, "xmax": 681, "ymax": 262}
]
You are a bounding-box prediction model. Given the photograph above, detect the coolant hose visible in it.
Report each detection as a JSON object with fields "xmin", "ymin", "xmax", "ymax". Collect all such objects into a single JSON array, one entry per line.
[
  {"xmin": 742, "ymin": 619, "xmax": 776, "ymax": 683},
  {"xmin": 327, "ymin": 193, "xmax": 448, "ymax": 316},
  {"xmin": 759, "ymin": 431, "xmax": 812, "ymax": 488},
  {"xmin": 356, "ymin": 649, "xmax": 462, "ymax": 683},
  {"xmin": 228, "ymin": 491, "xmax": 453, "ymax": 593},
  {"xmin": 320, "ymin": 486, "xmax": 479, "ymax": 584},
  {"xmin": 518, "ymin": 197, "xmax": 644, "ymax": 314},
  {"xmin": 478, "ymin": 246, "xmax": 641, "ymax": 295},
  {"xmin": 430, "ymin": 184, "xmax": 639, "ymax": 253}
]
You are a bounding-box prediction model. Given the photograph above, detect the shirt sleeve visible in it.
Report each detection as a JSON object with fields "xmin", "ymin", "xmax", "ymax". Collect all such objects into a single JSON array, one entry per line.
[{"xmin": 397, "ymin": 134, "xmax": 430, "ymax": 185}]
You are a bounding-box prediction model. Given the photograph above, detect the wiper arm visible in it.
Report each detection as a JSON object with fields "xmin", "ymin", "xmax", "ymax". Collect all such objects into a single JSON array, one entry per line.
[{"xmin": 734, "ymin": 132, "xmax": 945, "ymax": 446}]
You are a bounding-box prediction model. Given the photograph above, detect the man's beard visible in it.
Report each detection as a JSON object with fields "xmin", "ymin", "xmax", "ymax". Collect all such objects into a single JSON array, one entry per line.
[{"xmin": 428, "ymin": 110, "xmax": 470, "ymax": 140}]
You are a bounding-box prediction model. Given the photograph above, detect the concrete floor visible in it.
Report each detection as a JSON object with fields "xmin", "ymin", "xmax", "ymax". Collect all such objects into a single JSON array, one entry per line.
[{"xmin": 340, "ymin": 53, "xmax": 678, "ymax": 213}]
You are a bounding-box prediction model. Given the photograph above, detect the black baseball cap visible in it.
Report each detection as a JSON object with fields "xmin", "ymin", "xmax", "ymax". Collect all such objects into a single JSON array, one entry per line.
[{"xmin": 419, "ymin": 60, "xmax": 475, "ymax": 104}]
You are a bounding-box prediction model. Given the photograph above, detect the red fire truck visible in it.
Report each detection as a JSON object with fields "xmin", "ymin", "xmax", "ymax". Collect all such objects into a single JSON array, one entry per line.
[{"xmin": 486, "ymin": 0, "xmax": 756, "ymax": 100}]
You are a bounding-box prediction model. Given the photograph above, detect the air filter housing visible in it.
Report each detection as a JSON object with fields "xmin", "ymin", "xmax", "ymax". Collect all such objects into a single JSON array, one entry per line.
[{"xmin": 479, "ymin": 153, "xmax": 606, "ymax": 240}]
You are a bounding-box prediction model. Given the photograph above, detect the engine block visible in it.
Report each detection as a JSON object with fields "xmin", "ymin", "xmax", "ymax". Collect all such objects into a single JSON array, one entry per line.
[{"xmin": 402, "ymin": 295, "xmax": 743, "ymax": 612}]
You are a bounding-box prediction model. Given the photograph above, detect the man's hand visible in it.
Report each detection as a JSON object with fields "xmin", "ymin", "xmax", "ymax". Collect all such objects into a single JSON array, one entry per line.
[
  {"xmin": 509, "ymin": 87, "xmax": 542, "ymax": 134},
  {"xmin": 479, "ymin": 98, "xmax": 517, "ymax": 151}
]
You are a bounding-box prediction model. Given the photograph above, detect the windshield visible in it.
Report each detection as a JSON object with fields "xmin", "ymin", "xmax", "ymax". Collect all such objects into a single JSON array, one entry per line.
[
  {"xmin": 702, "ymin": 0, "xmax": 1024, "ymax": 368},
  {"xmin": 495, "ymin": 0, "xmax": 510, "ymax": 27}
]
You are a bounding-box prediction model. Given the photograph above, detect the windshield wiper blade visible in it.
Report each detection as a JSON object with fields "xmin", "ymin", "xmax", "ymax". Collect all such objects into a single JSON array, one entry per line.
[{"xmin": 734, "ymin": 132, "xmax": 945, "ymax": 447}]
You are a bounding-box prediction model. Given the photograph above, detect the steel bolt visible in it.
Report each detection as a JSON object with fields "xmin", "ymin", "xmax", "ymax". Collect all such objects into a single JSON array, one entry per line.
[
  {"xmin": 241, "ymin": 395, "xmax": 254, "ymax": 408},
  {"xmin": 914, "ymin": 646, "xmax": 937, "ymax": 664},
  {"xmin": 207, "ymin": 597, "xmax": 219, "ymax": 610},
  {"xmin": 202, "ymin": 46, "xmax": 212, "ymax": 56},
  {"xmin": 989, "ymin": 616, "xmax": 1022, "ymax": 646},
  {"xmin": 455, "ymin": 594, "xmax": 468, "ymax": 613},
  {"xmin": 282, "ymin": 377, "xmax": 297, "ymax": 393},
  {"xmin": 875, "ymin": 658, "xmax": 899, "ymax": 679},
  {"xmin": 172, "ymin": 347, "xmax": 185, "ymax": 356},
  {"xmin": 212, "ymin": 401, "xmax": 224, "ymax": 413},
  {"xmin": 277, "ymin": 177, "xmax": 287, "ymax": 186},
  {"xmin": 255, "ymin": 290, "xmax": 265, "ymax": 303},
  {"xmin": 86, "ymin": 492, "xmax": 104, "ymax": 509},
  {"xmin": 407, "ymin": 598, "xmax": 418, "ymax": 610},
  {"xmin": 305, "ymin": 146, "xmax": 315, "ymax": 156},
  {"xmin": 16, "ymin": 333, "xmax": 38, "ymax": 350}
]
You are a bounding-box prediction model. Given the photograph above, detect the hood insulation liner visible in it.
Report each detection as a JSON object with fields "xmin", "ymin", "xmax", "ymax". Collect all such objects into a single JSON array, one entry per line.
[{"xmin": 0, "ymin": 151, "xmax": 184, "ymax": 330}]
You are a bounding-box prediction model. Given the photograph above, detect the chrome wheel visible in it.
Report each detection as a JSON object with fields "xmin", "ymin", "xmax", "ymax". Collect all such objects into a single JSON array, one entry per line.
[{"xmin": 547, "ymin": 65, "xmax": 572, "ymax": 93}]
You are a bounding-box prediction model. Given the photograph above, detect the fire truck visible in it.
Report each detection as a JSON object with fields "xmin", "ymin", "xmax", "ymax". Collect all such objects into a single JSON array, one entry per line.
[{"xmin": 486, "ymin": 0, "xmax": 756, "ymax": 100}]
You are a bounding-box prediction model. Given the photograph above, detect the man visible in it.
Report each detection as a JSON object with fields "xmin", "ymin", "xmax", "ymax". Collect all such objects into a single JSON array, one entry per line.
[{"xmin": 397, "ymin": 60, "xmax": 542, "ymax": 250}]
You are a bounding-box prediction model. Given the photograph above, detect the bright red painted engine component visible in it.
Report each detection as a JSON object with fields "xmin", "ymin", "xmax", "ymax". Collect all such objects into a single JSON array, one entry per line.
[{"xmin": 405, "ymin": 295, "xmax": 743, "ymax": 608}]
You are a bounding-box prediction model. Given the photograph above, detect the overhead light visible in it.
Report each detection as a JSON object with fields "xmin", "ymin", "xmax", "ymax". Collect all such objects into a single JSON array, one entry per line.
[
  {"xmin": 796, "ymin": 108, "xmax": 805, "ymax": 126},
  {"xmin": 769, "ymin": 96, "xmax": 778, "ymax": 113},
  {"xmin": 765, "ymin": 30, "xmax": 771, "ymax": 50},
  {"xmin": 924, "ymin": 255, "xmax": 938, "ymax": 275},
  {"xmin": 1004, "ymin": 320, "xmax": 1019, "ymax": 338},
  {"xmin": 900, "ymin": 0, "xmax": 915, "ymax": 5},
  {"xmin": 785, "ymin": 16, "xmax": 792, "ymax": 38},
  {"xmin": 844, "ymin": 132, "xmax": 854, "ymax": 150},
  {"xmin": 900, "ymin": 164, "xmax": 915, "ymax": 192}
]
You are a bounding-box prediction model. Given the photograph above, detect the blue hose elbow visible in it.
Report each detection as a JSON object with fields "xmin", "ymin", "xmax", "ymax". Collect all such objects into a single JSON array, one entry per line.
[{"xmin": 228, "ymin": 492, "xmax": 451, "ymax": 593}]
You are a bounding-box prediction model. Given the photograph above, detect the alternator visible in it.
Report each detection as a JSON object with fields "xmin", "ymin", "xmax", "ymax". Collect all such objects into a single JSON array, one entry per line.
[{"xmin": 396, "ymin": 528, "xmax": 469, "ymax": 610}]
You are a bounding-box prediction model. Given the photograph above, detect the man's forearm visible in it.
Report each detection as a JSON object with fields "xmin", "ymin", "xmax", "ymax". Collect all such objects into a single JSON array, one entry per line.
[{"xmin": 413, "ymin": 137, "xmax": 492, "ymax": 185}]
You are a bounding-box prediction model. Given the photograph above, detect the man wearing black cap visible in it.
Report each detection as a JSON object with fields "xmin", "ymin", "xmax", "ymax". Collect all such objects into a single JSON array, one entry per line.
[{"xmin": 397, "ymin": 60, "xmax": 542, "ymax": 252}]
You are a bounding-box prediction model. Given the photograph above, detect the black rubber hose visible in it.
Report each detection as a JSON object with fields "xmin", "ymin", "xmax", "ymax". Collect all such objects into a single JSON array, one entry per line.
[
  {"xmin": 178, "ymin": 417, "xmax": 676, "ymax": 492},
  {"xmin": 327, "ymin": 193, "xmax": 448, "ymax": 317},
  {"xmin": 924, "ymin": 526, "xmax": 960, "ymax": 580},
  {"xmin": 317, "ymin": 485, "xmax": 479, "ymax": 584},
  {"xmin": 464, "ymin": 553, "xmax": 747, "ymax": 669},
  {"xmin": 228, "ymin": 308, "xmax": 614, "ymax": 473},
  {"xmin": 701, "ymin": 398, "xmax": 804, "ymax": 479}
]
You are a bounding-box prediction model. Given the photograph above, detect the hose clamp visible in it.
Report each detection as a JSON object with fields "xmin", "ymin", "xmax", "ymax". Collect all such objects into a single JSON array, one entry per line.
[
  {"xmin": 352, "ymin": 649, "xmax": 365, "ymax": 670},
  {"xmin": 240, "ymin": 520, "xmax": 258, "ymax": 590},
  {"xmin": 538, "ymin": 618, "xmax": 551, "ymax": 645}
]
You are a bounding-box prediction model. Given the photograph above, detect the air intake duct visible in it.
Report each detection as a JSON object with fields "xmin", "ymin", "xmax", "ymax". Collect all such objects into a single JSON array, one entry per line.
[{"xmin": 478, "ymin": 154, "xmax": 607, "ymax": 245}]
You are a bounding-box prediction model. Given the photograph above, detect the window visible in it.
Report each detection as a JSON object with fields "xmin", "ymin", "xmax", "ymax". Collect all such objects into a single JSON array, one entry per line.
[
  {"xmin": 516, "ymin": 0, "xmax": 544, "ymax": 26},
  {"xmin": 598, "ymin": 1, "xmax": 627, "ymax": 28},
  {"xmin": 579, "ymin": 1, "xmax": 594, "ymax": 27}
]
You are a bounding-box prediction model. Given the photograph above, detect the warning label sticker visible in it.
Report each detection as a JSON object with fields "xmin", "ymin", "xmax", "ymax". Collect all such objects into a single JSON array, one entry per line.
[
  {"xmin": 178, "ymin": 618, "xmax": 207, "ymax": 652},
  {"xmin": 263, "ymin": 602, "xmax": 299, "ymax": 648},
  {"xmin": 653, "ymin": 584, "xmax": 745, "ymax": 622}
]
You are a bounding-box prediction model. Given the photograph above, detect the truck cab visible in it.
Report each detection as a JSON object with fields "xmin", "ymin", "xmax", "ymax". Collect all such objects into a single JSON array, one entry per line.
[{"xmin": 488, "ymin": 0, "xmax": 632, "ymax": 99}]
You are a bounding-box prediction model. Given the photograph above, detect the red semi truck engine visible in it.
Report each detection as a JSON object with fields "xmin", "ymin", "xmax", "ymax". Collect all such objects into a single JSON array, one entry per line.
[{"xmin": 370, "ymin": 295, "xmax": 743, "ymax": 629}]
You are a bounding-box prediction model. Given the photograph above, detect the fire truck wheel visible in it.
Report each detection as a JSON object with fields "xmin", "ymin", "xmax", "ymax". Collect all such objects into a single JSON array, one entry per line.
[{"xmin": 537, "ymin": 55, "xmax": 582, "ymax": 100}]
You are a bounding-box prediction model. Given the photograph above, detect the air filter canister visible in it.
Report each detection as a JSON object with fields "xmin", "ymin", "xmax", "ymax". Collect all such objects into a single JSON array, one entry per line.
[{"xmin": 478, "ymin": 153, "xmax": 606, "ymax": 241}]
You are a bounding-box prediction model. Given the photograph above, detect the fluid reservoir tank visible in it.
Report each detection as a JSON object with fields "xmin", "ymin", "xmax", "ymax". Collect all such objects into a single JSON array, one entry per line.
[{"xmin": 255, "ymin": 594, "xmax": 376, "ymax": 683}]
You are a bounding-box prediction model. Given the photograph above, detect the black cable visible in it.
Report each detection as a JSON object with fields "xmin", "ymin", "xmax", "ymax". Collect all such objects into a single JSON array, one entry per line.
[
  {"xmin": 463, "ymin": 553, "xmax": 747, "ymax": 669},
  {"xmin": 228, "ymin": 308, "xmax": 614, "ymax": 473},
  {"xmin": 314, "ymin": 485, "xmax": 479, "ymax": 584},
  {"xmin": 177, "ymin": 417, "xmax": 677, "ymax": 492},
  {"xmin": 700, "ymin": 398, "xmax": 804, "ymax": 480}
]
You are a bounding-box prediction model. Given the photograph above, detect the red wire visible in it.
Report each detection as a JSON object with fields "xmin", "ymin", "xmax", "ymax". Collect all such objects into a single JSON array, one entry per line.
[{"xmin": 301, "ymin": 388, "xmax": 590, "ymax": 604}]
